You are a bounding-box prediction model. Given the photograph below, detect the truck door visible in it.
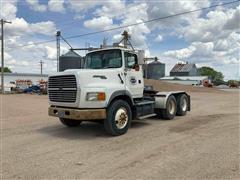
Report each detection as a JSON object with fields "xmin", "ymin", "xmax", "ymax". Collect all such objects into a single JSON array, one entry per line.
[{"xmin": 124, "ymin": 52, "xmax": 144, "ymax": 98}]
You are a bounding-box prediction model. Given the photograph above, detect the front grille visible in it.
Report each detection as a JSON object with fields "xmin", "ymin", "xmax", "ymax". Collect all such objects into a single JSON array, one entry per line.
[{"xmin": 48, "ymin": 75, "xmax": 77, "ymax": 103}]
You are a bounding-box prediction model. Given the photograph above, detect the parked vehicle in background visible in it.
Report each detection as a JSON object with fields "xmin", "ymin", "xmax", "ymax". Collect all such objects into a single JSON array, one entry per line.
[
  {"xmin": 228, "ymin": 80, "xmax": 239, "ymax": 88},
  {"xmin": 203, "ymin": 79, "xmax": 213, "ymax": 87}
]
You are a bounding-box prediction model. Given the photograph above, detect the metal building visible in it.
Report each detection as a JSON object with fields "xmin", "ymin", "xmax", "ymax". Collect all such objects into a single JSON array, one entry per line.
[
  {"xmin": 170, "ymin": 63, "xmax": 198, "ymax": 76},
  {"xmin": 143, "ymin": 58, "xmax": 165, "ymax": 79},
  {"xmin": 160, "ymin": 76, "xmax": 209, "ymax": 85},
  {"xmin": 59, "ymin": 50, "xmax": 84, "ymax": 72}
]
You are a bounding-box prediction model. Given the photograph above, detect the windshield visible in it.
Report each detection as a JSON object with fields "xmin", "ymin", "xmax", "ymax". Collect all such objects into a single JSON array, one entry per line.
[{"xmin": 84, "ymin": 49, "xmax": 122, "ymax": 69}]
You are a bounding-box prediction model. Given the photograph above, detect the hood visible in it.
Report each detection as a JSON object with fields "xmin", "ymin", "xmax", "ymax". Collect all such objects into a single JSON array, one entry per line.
[{"xmin": 50, "ymin": 69, "xmax": 123, "ymax": 88}]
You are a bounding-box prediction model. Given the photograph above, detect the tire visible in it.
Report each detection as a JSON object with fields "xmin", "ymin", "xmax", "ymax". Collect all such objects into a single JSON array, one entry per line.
[
  {"xmin": 176, "ymin": 94, "xmax": 188, "ymax": 116},
  {"xmin": 162, "ymin": 95, "xmax": 177, "ymax": 120},
  {"xmin": 59, "ymin": 118, "xmax": 82, "ymax": 127},
  {"xmin": 104, "ymin": 100, "xmax": 132, "ymax": 136}
]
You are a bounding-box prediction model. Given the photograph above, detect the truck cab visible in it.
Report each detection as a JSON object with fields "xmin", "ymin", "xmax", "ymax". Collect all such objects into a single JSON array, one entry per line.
[{"xmin": 48, "ymin": 47, "xmax": 190, "ymax": 136}]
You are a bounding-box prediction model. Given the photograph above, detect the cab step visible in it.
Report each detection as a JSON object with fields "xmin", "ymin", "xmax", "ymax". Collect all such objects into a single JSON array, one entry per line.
[{"xmin": 137, "ymin": 113, "xmax": 156, "ymax": 120}]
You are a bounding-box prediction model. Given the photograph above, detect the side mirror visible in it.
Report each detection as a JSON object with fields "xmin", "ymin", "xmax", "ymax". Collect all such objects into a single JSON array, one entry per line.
[{"xmin": 134, "ymin": 64, "xmax": 140, "ymax": 71}]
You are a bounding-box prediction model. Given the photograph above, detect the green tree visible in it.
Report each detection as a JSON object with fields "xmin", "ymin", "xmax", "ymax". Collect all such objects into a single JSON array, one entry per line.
[
  {"xmin": 198, "ymin": 66, "xmax": 225, "ymax": 85},
  {"xmin": 0, "ymin": 67, "xmax": 12, "ymax": 73}
]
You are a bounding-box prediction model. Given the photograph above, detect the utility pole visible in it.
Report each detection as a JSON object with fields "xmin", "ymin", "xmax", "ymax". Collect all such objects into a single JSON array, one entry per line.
[
  {"xmin": 39, "ymin": 60, "xmax": 44, "ymax": 75},
  {"xmin": 56, "ymin": 31, "xmax": 61, "ymax": 72},
  {"xmin": 1, "ymin": 19, "xmax": 11, "ymax": 94}
]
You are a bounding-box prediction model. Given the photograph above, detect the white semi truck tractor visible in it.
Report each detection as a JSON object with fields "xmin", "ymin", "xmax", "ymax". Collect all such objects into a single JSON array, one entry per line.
[{"xmin": 48, "ymin": 47, "xmax": 190, "ymax": 136}]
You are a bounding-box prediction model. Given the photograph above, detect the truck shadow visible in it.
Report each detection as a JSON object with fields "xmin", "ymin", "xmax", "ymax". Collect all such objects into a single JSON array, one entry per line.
[
  {"xmin": 37, "ymin": 122, "xmax": 109, "ymax": 140},
  {"xmin": 131, "ymin": 121, "xmax": 150, "ymax": 128},
  {"xmin": 37, "ymin": 121, "xmax": 150, "ymax": 140}
]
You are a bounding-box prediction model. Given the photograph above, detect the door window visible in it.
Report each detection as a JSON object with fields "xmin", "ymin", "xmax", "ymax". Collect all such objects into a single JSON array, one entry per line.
[{"xmin": 124, "ymin": 52, "xmax": 137, "ymax": 69}]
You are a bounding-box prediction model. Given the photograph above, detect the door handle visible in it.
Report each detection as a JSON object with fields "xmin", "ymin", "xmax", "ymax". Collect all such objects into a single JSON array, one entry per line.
[{"xmin": 118, "ymin": 74, "xmax": 124, "ymax": 84}]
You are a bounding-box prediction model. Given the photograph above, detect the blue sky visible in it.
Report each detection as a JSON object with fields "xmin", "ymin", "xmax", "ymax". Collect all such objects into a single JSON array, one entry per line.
[{"xmin": 1, "ymin": 0, "xmax": 240, "ymax": 80}]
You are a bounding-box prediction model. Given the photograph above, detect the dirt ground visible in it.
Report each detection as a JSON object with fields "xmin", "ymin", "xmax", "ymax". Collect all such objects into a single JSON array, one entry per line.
[{"xmin": 1, "ymin": 82, "xmax": 239, "ymax": 179}]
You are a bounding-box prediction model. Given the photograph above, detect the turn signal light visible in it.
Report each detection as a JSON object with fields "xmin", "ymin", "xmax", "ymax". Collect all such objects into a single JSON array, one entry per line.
[{"xmin": 97, "ymin": 92, "xmax": 106, "ymax": 101}]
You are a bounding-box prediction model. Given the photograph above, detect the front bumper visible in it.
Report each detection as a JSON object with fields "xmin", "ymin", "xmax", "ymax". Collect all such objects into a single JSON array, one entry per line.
[{"xmin": 48, "ymin": 106, "xmax": 106, "ymax": 120}]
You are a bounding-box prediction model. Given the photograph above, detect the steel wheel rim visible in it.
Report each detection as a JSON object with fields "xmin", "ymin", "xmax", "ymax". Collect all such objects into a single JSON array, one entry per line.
[
  {"xmin": 115, "ymin": 107, "xmax": 128, "ymax": 129},
  {"xmin": 169, "ymin": 100, "xmax": 176, "ymax": 115},
  {"xmin": 182, "ymin": 98, "xmax": 187, "ymax": 112}
]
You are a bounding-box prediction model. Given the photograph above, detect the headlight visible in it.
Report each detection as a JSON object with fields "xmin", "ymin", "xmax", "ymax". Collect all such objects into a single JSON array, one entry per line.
[{"xmin": 86, "ymin": 92, "xmax": 106, "ymax": 101}]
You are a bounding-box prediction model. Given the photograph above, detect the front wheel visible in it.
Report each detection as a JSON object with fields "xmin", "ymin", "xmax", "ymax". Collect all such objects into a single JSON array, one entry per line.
[
  {"xmin": 59, "ymin": 118, "xmax": 82, "ymax": 127},
  {"xmin": 104, "ymin": 100, "xmax": 132, "ymax": 136}
]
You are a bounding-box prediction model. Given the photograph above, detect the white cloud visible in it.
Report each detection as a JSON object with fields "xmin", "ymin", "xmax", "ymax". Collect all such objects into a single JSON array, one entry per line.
[
  {"xmin": 223, "ymin": 6, "xmax": 240, "ymax": 30},
  {"xmin": 1, "ymin": 0, "xmax": 17, "ymax": 20},
  {"xmin": 25, "ymin": 0, "xmax": 47, "ymax": 12},
  {"xmin": 164, "ymin": 45, "xmax": 195, "ymax": 59},
  {"xmin": 74, "ymin": 15, "xmax": 85, "ymax": 20},
  {"xmin": 156, "ymin": 4, "xmax": 240, "ymax": 79},
  {"xmin": 5, "ymin": 18, "xmax": 56, "ymax": 37},
  {"xmin": 45, "ymin": 45, "xmax": 68, "ymax": 60},
  {"xmin": 20, "ymin": 61, "xmax": 30, "ymax": 66},
  {"xmin": 30, "ymin": 21, "xmax": 56, "ymax": 35},
  {"xmin": 45, "ymin": 46, "xmax": 56, "ymax": 60},
  {"xmin": 146, "ymin": 0, "xmax": 210, "ymax": 30},
  {"xmin": 94, "ymin": 0, "xmax": 126, "ymax": 19},
  {"xmin": 213, "ymin": 39, "xmax": 229, "ymax": 51},
  {"xmin": 155, "ymin": 35, "xmax": 163, "ymax": 42},
  {"xmin": 48, "ymin": 0, "xmax": 65, "ymax": 13},
  {"xmin": 73, "ymin": 1, "xmax": 150, "ymax": 49},
  {"xmin": 5, "ymin": 18, "xmax": 29, "ymax": 36},
  {"xmin": 112, "ymin": 2, "xmax": 150, "ymax": 48},
  {"xmin": 182, "ymin": 5, "xmax": 240, "ymax": 43},
  {"xmin": 113, "ymin": 34, "xmax": 122, "ymax": 42},
  {"xmin": 84, "ymin": 16, "xmax": 114, "ymax": 30},
  {"xmin": 3, "ymin": 52, "xmax": 29, "ymax": 68},
  {"xmin": 1, "ymin": 0, "xmax": 58, "ymax": 74},
  {"xmin": 163, "ymin": 37, "xmax": 239, "ymax": 68},
  {"xmin": 68, "ymin": 0, "xmax": 125, "ymax": 19},
  {"xmin": 67, "ymin": 0, "xmax": 101, "ymax": 13}
]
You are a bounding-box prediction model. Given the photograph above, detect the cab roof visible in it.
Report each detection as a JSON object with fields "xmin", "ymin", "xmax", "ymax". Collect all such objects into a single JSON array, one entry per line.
[{"xmin": 86, "ymin": 47, "xmax": 136, "ymax": 55}]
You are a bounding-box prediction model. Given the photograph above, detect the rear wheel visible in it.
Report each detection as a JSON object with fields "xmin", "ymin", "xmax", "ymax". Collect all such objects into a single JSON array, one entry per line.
[
  {"xmin": 161, "ymin": 95, "xmax": 177, "ymax": 120},
  {"xmin": 176, "ymin": 94, "xmax": 188, "ymax": 116},
  {"xmin": 104, "ymin": 100, "xmax": 132, "ymax": 136},
  {"xmin": 59, "ymin": 118, "xmax": 82, "ymax": 127}
]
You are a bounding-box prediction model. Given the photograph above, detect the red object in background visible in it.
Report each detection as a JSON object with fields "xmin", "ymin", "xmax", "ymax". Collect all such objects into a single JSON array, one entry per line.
[{"xmin": 203, "ymin": 79, "xmax": 213, "ymax": 87}]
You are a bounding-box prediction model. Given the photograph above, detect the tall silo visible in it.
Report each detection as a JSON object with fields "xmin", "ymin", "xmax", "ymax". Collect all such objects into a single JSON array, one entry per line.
[
  {"xmin": 144, "ymin": 59, "xmax": 165, "ymax": 79},
  {"xmin": 59, "ymin": 50, "xmax": 83, "ymax": 72}
]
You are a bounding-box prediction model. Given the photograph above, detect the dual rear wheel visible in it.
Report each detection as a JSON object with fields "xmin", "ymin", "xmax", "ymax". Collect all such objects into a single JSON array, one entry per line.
[{"xmin": 158, "ymin": 94, "xmax": 188, "ymax": 120}]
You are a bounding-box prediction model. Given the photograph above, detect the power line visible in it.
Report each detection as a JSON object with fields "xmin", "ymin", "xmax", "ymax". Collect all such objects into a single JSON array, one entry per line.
[
  {"xmin": 64, "ymin": 0, "xmax": 240, "ymax": 40},
  {"xmin": 13, "ymin": 0, "xmax": 240, "ymax": 49},
  {"xmin": 57, "ymin": 3, "xmax": 149, "ymax": 30}
]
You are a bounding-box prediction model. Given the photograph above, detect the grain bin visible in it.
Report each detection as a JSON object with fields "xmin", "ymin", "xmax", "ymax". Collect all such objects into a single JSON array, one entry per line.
[
  {"xmin": 59, "ymin": 50, "xmax": 84, "ymax": 72},
  {"xmin": 143, "ymin": 59, "xmax": 165, "ymax": 79}
]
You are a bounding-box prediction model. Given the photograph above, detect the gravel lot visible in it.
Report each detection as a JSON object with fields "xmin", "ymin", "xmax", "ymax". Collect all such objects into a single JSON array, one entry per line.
[{"xmin": 1, "ymin": 88, "xmax": 239, "ymax": 179}]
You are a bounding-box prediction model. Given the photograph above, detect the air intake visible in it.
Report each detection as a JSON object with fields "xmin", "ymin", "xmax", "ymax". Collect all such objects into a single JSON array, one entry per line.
[{"xmin": 48, "ymin": 75, "xmax": 77, "ymax": 103}]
